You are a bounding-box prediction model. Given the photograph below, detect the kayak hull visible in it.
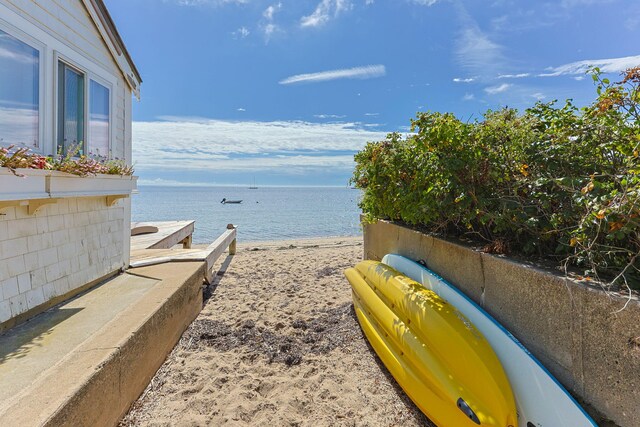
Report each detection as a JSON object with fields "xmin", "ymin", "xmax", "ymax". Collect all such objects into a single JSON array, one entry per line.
[
  {"xmin": 345, "ymin": 261, "xmax": 517, "ymax": 427},
  {"xmin": 382, "ymin": 254, "xmax": 597, "ymax": 427}
]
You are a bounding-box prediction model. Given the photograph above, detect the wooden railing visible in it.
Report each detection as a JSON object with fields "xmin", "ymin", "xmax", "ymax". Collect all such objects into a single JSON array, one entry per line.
[{"xmin": 129, "ymin": 224, "xmax": 238, "ymax": 284}]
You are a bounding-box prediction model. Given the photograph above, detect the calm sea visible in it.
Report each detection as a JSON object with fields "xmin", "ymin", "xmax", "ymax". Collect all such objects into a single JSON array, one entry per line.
[{"xmin": 132, "ymin": 186, "xmax": 363, "ymax": 244}]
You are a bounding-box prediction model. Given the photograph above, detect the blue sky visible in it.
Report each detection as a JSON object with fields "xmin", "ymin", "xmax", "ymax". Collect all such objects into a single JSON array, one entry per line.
[{"xmin": 104, "ymin": 0, "xmax": 640, "ymax": 186}]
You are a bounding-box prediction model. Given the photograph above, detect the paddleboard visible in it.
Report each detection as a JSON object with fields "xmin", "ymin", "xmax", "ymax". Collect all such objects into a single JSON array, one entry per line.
[
  {"xmin": 345, "ymin": 260, "xmax": 518, "ymax": 427},
  {"xmin": 382, "ymin": 253, "xmax": 598, "ymax": 427}
]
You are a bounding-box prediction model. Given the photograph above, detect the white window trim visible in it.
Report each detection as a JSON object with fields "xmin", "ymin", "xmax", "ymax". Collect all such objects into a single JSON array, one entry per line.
[
  {"xmin": 0, "ymin": 18, "xmax": 46, "ymax": 152},
  {"xmin": 55, "ymin": 56, "xmax": 87, "ymax": 156},
  {"xmin": 0, "ymin": 2, "xmax": 118, "ymax": 159},
  {"xmin": 54, "ymin": 52, "xmax": 116, "ymax": 159}
]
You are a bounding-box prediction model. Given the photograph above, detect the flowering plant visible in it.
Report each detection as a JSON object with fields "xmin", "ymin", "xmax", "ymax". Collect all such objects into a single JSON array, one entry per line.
[{"xmin": 0, "ymin": 144, "xmax": 134, "ymax": 177}]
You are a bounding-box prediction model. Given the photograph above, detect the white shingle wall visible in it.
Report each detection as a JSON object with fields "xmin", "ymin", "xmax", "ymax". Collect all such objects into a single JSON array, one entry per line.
[{"xmin": 0, "ymin": 198, "xmax": 125, "ymax": 323}]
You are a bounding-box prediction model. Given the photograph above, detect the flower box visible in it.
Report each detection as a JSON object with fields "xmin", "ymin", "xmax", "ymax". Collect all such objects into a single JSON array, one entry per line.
[
  {"xmin": 46, "ymin": 171, "xmax": 137, "ymax": 199},
  {"xmin": 0, "ymin": 167, "xmax": 137, "ymax": 212},
  {"xmin": 0, "ymin": 168, "xmax": 50, "ymax": 201}
]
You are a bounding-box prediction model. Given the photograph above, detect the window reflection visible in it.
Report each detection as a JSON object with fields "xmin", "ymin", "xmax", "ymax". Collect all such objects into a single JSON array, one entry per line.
[
  {"xmin": 0, "ymin": 29, "xmax": 39, "ymax": 147},
  {"xmin": 57, "ymin": 62, "xmax": 85, "ymax": 155},
  {"xmin": 89, "ymin": 80, "xmax": 109, "ymax": 158}
]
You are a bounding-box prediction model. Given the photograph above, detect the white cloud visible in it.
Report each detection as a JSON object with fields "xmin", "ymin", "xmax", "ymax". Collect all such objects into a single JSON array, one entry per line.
[
  {"xmin": 560, "ymin": 0, "xmax": 614, "ymax": 7},
  {"xmin": 626, "ymin": 13, "xmax": 640, "ymax": 31},
  {"xmin": 261, "ymin": 3, "xmax": 282, "ymax": 42},
  {"xmin": 137, "ymin": 178, "xmax": 222, "ymax": 187},
  {"xmin": 463, "ymin": 93, "xmax": 475, "ymax": 101},
  {"xmin": 498, "ymin": 73, "xmax": 530, "ymax": 79},
  {"xmin": 539, "ymin": 55, "xmax": 640, "ymax": 77},
  {"xmin": 484, "ymin": 83, "xmax": 511, "ymax": 94},
  {"xmin": 172, "ymin": 0, "xmax": 249, "ymax": 6},
  {"xmin": 231, "ymin": 26, "xmax": 250, "ymax": 39},
  {"xmin": 132, "ymin": 117, "xmax": 388, "ymax": 173},
  {"xmin": 279, "ymin": 65, "xmax": 386, "ymax": 85},
  {"xmin": 314, "ymin": 114, "xmax": 346, "ymax": 119},
  {"xmin": 455, "ymin": 23, "xmax": 506, "ymax": 79},
  {"xmin": 364, "ymin": 112, "xmax": 379, "ymax": 116},
  {"xmin": 453, "ymin": 77, "xmax": 475, "ymax": 83},
  {"xmin": 237, "ymin": 108, "xmax": 246, "ymax": 111},
  {"xmin": 263, "ymin": 23, "xmax": 278, "ymax": 40},
  {"xmin": 137, "ymin": 154, "xmax": 358, "ymax": 172},
  {"xmin": 263, "ymin": 2, "xmax": 281, "ymax": 19},
  {"xmin": 0, "ymin": 47, "xmax": 38, "ymax": 64},
  {"xmin": 410, "ymin": 0, "xmax": 439, "ymax": 5},
  {"xmin": 0, "ymin": 106, "xmax": 38, "ymax": 146},
  {"xmin": 300, "ymin": 0, "xmax": 353, "ymax": 28},
  {"xmin": 530, "ymin": 92, "xmax": 545, "ymax": 100}
]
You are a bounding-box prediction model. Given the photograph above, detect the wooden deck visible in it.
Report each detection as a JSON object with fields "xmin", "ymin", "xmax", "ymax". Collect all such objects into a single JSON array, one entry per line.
[
  {"xmin": 131, "ymin": 221, "xmax": 195, "ymax": 251},
  {"xmin": 130, "ymin": 221, "xmax": 236, "ymax": 284}
]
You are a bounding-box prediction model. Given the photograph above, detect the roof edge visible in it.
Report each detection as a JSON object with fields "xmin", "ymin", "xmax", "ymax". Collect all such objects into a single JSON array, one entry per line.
[{"xmin": 81, "ymin": 0, "xmax": 142, "ymax": 98}]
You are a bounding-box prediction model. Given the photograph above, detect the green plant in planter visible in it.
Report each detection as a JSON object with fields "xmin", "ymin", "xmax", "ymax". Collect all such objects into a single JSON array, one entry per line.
[
  {"xmin": 0, "ymin": 145, "xmax": 50, "ymax": 174},
  {"xmin": 0, "ymin": 143, "xmax": 134, "ymax": 177},
  {"xmin": 352, "ymin": 67, "xmax": 640, "ymax": 289}
]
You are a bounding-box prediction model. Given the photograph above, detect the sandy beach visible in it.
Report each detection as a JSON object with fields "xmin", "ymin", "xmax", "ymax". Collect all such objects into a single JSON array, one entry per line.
[{"xmin": 120, "ymin": 236, "xmax": 432, "ymax": 426}]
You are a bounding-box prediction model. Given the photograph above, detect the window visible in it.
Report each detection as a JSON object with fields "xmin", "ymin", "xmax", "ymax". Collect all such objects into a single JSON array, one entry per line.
[
  {"xmin": 89, "ymin": 80, "xmax": 110, "ymax": 157},
  {"xmin": 57, "ymin": 61, "xmax": 85, "ymax": 156},
  {"xmin": 1, "ymin": 12, "xmax": 117, "ymax": 158},
  {"xmin": 0, "ymin": 28, "xmax": 39, "ymax": 147}
]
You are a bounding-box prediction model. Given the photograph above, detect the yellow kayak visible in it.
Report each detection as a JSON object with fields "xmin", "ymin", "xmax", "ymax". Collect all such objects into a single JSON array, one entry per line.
[{"xmin": 345, "ymin": 260, "xmax": 517, "ymax": 427}]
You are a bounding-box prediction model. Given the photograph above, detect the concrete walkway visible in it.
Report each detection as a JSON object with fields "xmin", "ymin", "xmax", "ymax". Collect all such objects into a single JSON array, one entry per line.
[{"xmin": 0, "ymin": 261, "xmax": 206, "ymax": 427}]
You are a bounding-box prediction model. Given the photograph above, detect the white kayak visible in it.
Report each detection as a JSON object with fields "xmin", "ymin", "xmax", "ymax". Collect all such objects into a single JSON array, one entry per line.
[{"xmin": 382, "ymin": 253, "xmax": 597, "ymax": 427}]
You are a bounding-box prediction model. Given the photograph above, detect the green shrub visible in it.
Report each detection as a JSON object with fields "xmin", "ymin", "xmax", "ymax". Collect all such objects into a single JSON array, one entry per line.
[{"xmin": 352, "ymin": 68, "xmax": 640, "ymax": 289}]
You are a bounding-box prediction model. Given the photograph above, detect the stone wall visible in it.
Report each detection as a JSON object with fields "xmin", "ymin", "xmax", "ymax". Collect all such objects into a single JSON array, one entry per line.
[
  {"xmin": 0, "ymin": 197, "xmax": 126, "ymax": 329},
  {"xmin": 364, "ymin": 219, "xmax": 640, "ymax": 427}
]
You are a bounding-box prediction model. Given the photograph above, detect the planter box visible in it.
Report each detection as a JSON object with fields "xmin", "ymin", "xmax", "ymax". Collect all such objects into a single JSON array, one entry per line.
[
  {"xmin": 0, "ymin": 168, "xmax": 50, "ymax": 201},
  {"xmin": 47, "ymin": 172, "xmax": 137, "ymax": 198},
  {"xmin": 0, "ymin": 167, "xmax": 137, "ymax": 205}
]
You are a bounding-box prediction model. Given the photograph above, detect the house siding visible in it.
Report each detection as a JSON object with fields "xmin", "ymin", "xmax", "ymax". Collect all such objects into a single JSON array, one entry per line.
[
  {"xmin": 0, "ymin": 0, "xmax": 136, "ymax": 326},
  {"xmin": 0, "ymin": 198, "xmax": 125, "ymax": 325}
]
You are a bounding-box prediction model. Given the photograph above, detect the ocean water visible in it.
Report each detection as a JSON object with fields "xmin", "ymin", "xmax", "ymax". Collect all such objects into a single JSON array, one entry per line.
[{"xmin": 132, "ymin": 186, "xmax": 363, "ymax": 244}]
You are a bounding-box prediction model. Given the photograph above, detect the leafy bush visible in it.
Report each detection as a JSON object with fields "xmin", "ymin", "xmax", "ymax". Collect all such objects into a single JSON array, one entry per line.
[
  {"xmin": 0, "ymin": 144, "xmax": 134, "ymax": 177},
  {"xmin": 352, "ymin": 68, "xmax": 640, "ymax": 289}
]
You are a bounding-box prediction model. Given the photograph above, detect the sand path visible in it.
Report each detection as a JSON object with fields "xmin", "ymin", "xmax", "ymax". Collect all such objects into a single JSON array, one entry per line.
[{"xmin": 120, "ymin": 236, "xmax": 432, "ymax": 426}]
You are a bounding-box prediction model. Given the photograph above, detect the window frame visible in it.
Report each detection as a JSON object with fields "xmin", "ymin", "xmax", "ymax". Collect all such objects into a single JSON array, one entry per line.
[
  {"xmin": 0, "ymin": 4, "xmax": 119, "ymax": 159},
  {"xmin": 56, "ymin": 57, "xmax": 87, "ymax": 156},
  {"xmin": 53, "ymin": 51, "xmax": 115, "ymax": 159},
  {"xmin": 0, "ymin": 19, "xmax": 45, "ymax": 151}
]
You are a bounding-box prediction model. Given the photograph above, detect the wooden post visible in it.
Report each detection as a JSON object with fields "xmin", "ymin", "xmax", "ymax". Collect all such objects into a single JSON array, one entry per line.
[
  {"xmin": 181, "ymin": 234, "xmax": 192, "ymax": 249},
  {"xmin": 227, "ymin": 224, "xmax": 237, "ymax": 255}
]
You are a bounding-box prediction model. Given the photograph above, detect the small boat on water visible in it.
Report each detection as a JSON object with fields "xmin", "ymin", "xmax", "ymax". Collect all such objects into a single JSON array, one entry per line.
[{"xmin": 221, "ymin": 198, "xmax": 242, "ymax": 204}]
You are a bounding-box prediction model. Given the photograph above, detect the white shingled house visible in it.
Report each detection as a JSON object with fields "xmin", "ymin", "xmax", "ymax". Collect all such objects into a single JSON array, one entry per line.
[{"xmin": 0, "ymin": 0, "xmax": 141, "ymax": 329}]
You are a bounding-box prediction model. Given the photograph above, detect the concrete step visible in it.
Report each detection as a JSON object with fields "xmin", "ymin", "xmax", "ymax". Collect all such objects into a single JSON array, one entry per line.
[{"xmin": 0, "ymin": 261, "xmax": 205, "ymax": 427}]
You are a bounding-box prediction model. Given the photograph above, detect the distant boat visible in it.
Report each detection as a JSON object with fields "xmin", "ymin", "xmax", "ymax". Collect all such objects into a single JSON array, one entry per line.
[
  {"xmin": 249, "ymin": 177, "xmax": 258, "ymax": 189},
  {"xmin": 221, "ymin": 198, "xmax": 242, "ymax": 204}
]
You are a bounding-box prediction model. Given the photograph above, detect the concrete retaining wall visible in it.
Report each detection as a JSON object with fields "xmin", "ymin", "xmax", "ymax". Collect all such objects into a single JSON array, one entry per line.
[{"xmin": 364, "ymin": 220, "xmax": 640, "ymax": 427}]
